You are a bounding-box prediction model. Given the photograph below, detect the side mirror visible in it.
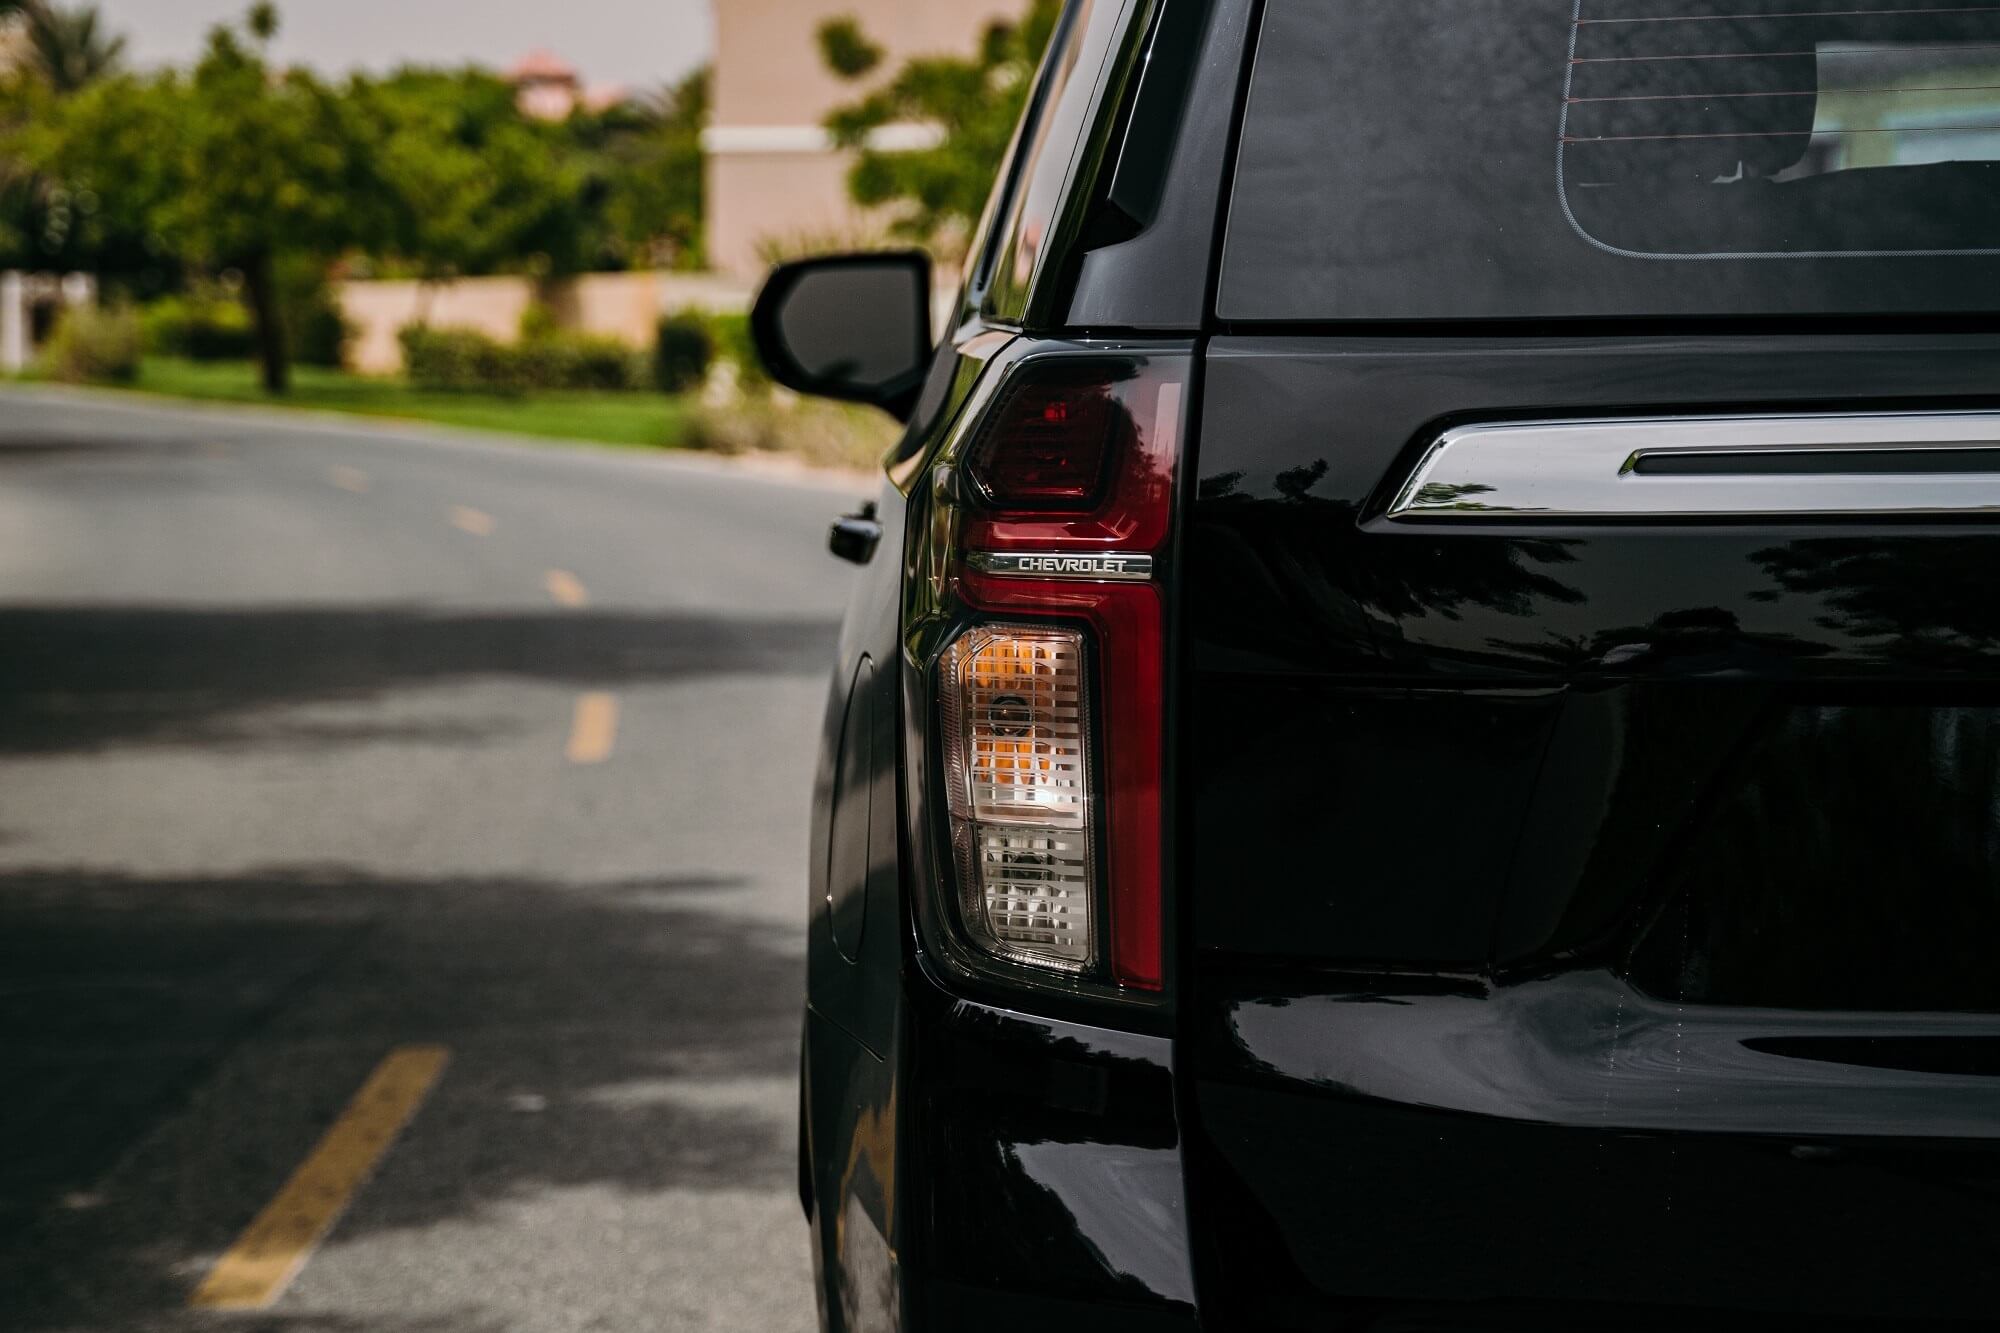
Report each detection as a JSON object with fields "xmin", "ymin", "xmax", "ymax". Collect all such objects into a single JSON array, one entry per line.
[{"xmin": 750, "ymin": 251, "xmax": 933, "ymax": 421}]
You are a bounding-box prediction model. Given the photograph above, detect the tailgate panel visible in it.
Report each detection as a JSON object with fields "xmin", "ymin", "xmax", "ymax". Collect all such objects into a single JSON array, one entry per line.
[{"xmin": 1183, "ymin": 334, "xmax": 2000, "ymax": 1328}]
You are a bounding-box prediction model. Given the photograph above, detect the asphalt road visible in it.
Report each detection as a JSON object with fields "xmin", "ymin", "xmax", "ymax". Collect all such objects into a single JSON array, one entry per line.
[{"xmin": 0, "ymin": 388, "xmax": 867, "ymax": 1332}]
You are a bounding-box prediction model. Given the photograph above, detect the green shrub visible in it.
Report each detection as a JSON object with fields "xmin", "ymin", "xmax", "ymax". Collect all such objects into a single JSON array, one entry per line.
[
  {"xmin": 42, "ymin": 305, "xmax": 142, "ymax": 384},
  {"xmin": 400, "ymin": 324, "xmax": 644, "ymax": 394},
  {"xmin": 399, "ymin": 325, "xmax": 526, "ymax": 394},
  {"xmin": 512, "ymin": 338, "xmax": 568, "ymax": 392},
  {"xmin": 142, "ymin": 295, "xmax": 255, "ymax": 361},
  {"xmin": 276, "ymin": 257, "xmax": 351, "ymax": 369},
  {"xmin": 288, "ymin": 294, "xmax": 352, "ymax": 369},
  {"xmin": 518, "ymin": 303, "xmax": 560, "ymax": 344},
  {"xmin": 653, "ymin": 312, "xmax": 713, "ymax": 393},
  {"xmin": 141, "ymin": 284, "xmax": 346, "ymax": 368},
  {"xmin": 519, "ymin": 333, "xmax": 645, "ymax": 392},
  {"xmin": 707, "ymin": 311, "xmax": 769, "ymax": 390},
  {"xmin": 554, "ymin": 334, "xmax": 644, "ymax": 392}
]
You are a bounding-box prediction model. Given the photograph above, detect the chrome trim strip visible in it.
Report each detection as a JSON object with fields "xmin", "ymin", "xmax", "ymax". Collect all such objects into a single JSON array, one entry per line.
[
  {"xmin": 1386, "ymin": 412, "xmax": 2000, "ymax": 521},
  {"xmin": 967, "ymin": 550, "xmax": 1154, "ymax": 582}
]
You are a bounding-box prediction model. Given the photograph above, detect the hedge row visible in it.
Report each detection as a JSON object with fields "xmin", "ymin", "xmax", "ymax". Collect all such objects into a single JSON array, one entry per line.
[
  {"xmin": 141, "ymin": 296, "xmax": 254, "ymax": 361},
  {"xmin": 399, "ymin": 326, "xmax": 647, "ymax": 394},
  {"xmin": 399, "ymin": 309, "xmax": 761, "ymax": 396},
  {"xmin": 141, "ymin": 292, "xmax": 350, "ymax": 367}
]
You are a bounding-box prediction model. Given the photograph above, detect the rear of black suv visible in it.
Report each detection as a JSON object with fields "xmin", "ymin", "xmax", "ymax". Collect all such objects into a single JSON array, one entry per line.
[{"xmin": 775, "ymin": 2, "xmax": 2000, "ymax": 1329}]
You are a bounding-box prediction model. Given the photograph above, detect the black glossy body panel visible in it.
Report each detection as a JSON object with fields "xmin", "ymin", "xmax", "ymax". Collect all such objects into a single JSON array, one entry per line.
[
  {"xmin": 804, "ymin": 465, "xmax": 907, "ymax": 1331},
  {"xmin": 1184, "ymin": 334, "xmax": 2000, "ymax": 1328},
  {"xmin": 1064, "ymin": 0, "xmax": 1252, "ymax": 332},
  {"xmin": 810, "ymin": 476, "xmax": 906, "ymax": 1061},
  {"xmin": 805, "ymin": 0, "xmax": 2000, "ymax": 1325},
  {"xmin": 903, "ymin": 992, "xmax": 1198, "ymax": 1331}
]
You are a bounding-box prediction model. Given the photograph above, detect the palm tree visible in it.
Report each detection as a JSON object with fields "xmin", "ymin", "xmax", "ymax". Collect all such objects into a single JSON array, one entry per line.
[{"xmin": 17, "ymin": 2, "xmax": 127, "ymax": 95}]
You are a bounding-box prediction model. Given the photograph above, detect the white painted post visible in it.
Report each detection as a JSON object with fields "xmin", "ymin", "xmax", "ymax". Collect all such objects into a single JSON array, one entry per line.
[{"xmin": 0, "ymin": 271, "xmax": 25, "ymax": 375}]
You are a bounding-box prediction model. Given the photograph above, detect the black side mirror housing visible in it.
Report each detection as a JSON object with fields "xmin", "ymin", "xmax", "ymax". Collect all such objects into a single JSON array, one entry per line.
[
  {"xmin": 828, "ymin": 501, "xmax": 882, "ymax": 566},
  {"xmin": 750, "ymin": 251, "xmax": 934, "ymax": 422}
]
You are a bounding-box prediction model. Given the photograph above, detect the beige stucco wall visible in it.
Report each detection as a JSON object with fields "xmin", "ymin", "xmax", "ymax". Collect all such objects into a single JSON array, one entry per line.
[
  {"xmin": 338, "ymin": 272, "xmax": 752, "ymax": 375},
  {"xmin": 707, "ymin": 151, "xmax": 882, "ymax": 276},
  {"xmin": 340, "ymin": 277, "xmax": 532, "ymax": 376},
  {"xmin": 713, "ymin": 0, "xmax": 1023, "ymax": 127},
  {"xmin": 705, "ymin": 0, "xmax": 1026, "ymax": 279}
]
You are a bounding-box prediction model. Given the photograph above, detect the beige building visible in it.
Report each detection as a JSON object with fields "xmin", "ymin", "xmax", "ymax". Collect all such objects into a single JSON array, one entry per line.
[
  {"xmin": 703, "ymin": 0, "xmax": 1025, "ymax": 279},
  {"xmin": 507, "ymin": 50, "xmax": 630, "ymax": 122}
]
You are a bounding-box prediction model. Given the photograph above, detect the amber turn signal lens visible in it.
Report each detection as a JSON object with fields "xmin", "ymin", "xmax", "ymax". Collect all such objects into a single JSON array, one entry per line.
[{"xmin": 940, "ymin": 625, "xmax": 1094, "ymax": 970}]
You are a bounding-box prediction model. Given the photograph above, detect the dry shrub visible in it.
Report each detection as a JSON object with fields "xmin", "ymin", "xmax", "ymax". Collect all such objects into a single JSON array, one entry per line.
[
  {"xmin": 683, "ymin": 389, "xmax": 898, "ymax": 472},
  {"xmin": 42, "ymin": 305, "xmax": 142, "ymax": 384}
]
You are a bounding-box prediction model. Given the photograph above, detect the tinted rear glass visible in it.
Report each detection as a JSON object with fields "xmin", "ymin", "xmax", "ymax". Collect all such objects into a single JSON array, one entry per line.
[
  {"xmin": 981, "ymin": 0, "xmax": 1133, "ymax": 324},
  {"xmin": 1220, "ymin": 0, "xmax": 2000, "ymax": 320}
]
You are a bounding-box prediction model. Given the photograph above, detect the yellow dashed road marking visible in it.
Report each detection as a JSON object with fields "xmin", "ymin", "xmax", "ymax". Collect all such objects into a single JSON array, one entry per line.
[
  {"xmin": 190, "ymin": 1045, "xmax": 449, "ymax": 1311},
  {"xmin": 448, "ymin": 505, "xmax": 495, "ymax": 536},
  {"xmin": 328, "ymin": 466, "xmax": 370, "ymax": 494},
  {"xmin": 566, "ymin": 692, "xmax": 618, "ymax": 765},
  {"xmin": 544, "ymin": 569, "xmax": 589, "ymax": 608}
]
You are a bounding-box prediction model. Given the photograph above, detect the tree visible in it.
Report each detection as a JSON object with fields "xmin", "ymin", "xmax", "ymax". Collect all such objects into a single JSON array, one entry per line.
[
  {"xmin": 1, "ymin": 67, "xmax": 175, "ymax": 283},
  {"xmin": 348, "ymin": 63, "xmax": 706, "ymax": 282},
  {"xmin": 581, "ymin": 65, "xmax": 708, "ymax": 270},
  {"xmin": 17, "ymin": 2, "xmax": 127, "ymax": 95},
  {"xmin": 817, "ymin": 18, "xmax": 882, "ymax": 79},
  {"xmin": 347, "ymin": 67, "xmax": 586, "ymax": 288},
  {"xmin": 817, "ymin": 1, "xmax": 1060, "ymax": 254},
  {"xmin": 32, "ymin": 7, "xmax": 361, "ymax": 391},
  {"xmin": 6, "ymin": 0, "xmax": 709, "ymax": 391},
  {"xmin": 0, "ymin": 57, "xmax": 48, "ymax": 268},
  {"xmin": 161, "ymin": 14, "xmax": 357, "ymax": 391},
  {"xmin": 0, "ymin": 4, "xmax": 157, "ymax": 278}
]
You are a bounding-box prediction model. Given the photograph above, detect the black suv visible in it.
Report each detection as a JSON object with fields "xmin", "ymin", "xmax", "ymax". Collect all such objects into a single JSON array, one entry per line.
[{"xmin": 753, "ymin": 1, "xmax": 2000, "ymax": 1328}]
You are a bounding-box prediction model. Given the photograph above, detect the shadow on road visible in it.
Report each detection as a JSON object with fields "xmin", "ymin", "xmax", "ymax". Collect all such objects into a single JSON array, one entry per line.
[
  {"xmin": 0, "ymin": 605, "xmax": 840, "ymax": 755},
  {"xmin": 0, "ymin": 437, "xmax": 175, "ymax": 464},
  {"xmin": 0, "ymin": 863, "xmax": 804, "ymax": 1329}
]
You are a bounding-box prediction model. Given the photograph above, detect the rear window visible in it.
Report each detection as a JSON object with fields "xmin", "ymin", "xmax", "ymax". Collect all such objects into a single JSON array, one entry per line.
[
  {"xmin": 1219, "ymin": 0, "xmax": 2000, "ymax": 321},
  {"xmin": 979, "ymin": 0, "xmax": 1133, "ymax": 325}
]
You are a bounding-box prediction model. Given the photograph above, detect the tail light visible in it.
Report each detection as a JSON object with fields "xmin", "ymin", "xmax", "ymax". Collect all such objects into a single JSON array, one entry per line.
[
  {"xmin": 941, "ymin": 625, "xmax": 1094, "ymax": 969},
  {"xmin": 936, "ymin": 353, "xmax": 1184, "ymax": 992}
]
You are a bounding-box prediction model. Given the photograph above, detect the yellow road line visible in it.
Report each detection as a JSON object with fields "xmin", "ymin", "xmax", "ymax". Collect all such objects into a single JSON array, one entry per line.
[
  {"xmin": 544, "ymin": 569, "xmax": 589, "ymax": 608},
  {"xmin": 328, "ymin": 466, "xmax": 370, "ymax": 494},
  {"xmin": 449, "ymin": 505, "xmax": 495, "ymax": 536},
  {"xmin": 567, "ymin": 692, "xmax": 618, "ymax": 765},
  {"xmin": 189, "ymin": 1045, "xmax": 449, "ymax": 1312}
]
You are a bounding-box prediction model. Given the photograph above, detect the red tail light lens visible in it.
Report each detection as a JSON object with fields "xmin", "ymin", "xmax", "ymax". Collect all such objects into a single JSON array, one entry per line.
[
  {"xmin": 940, "ymin": 353, "xmax": 1185, "ymax": 993},
  {"xmin": 965, "ymin": 374, "xmax": 1126, "ymax": 510}
]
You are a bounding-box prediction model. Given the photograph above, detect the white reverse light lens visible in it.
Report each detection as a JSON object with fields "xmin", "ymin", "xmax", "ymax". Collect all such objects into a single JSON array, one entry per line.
[{"xmin": 940, "ymin": 626, "xmax": 1093, "ymax": 969}]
